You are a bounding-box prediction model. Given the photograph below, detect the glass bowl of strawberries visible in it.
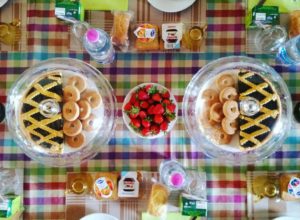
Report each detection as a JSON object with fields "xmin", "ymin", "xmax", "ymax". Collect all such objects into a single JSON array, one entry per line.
[{"xmin": 122, "ymin": 83, "xmax": 178, "ymax": 138}]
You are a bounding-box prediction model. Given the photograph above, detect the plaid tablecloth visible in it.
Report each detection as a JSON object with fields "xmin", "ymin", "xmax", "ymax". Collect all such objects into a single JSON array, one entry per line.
[{"xmin": 0, "ymin": 0, "xmax": 300, "ymax": 219}]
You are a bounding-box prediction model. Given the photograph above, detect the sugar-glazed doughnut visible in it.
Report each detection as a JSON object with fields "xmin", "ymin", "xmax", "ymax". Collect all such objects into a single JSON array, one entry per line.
[
  {"xmin": 63, "ymin": 101, "xmax": 80, "ymax": 121},
  {"xmin": 66, "ymin": 133, "xmax": 85, "ymax": 148},
  {"xmin": 77, "ymin": 100, "xmax": 92, "ymax": 120},
  {"xmin": 223, "ymin": 100, "xmax": 239, "ymax": 120},
  {"xmin": 82, "ymin": 114, "xmax": 98, "ymax": 131},
  {"xmin": 67, "ymin": 75, "xmax": 87, "ymax": 93},
  {"xmin": 82, "ymin": 90, "xmax": 102, "ymax": 109},
  {"xmin": 202, "ymin": 89, "xmax": 219, "ymax": 106},
  {"xmin": 210, "ymin": 102, "xmax": 224, "ymax": 122},
  {"xmin": 216, "ymin": 74, "xmax": 235, "ymax": 90},
  {"xmin": 219, "ymin": 87, "xmax": 238, "ymax": 103},
  {"xmin": 222, "ymin": 118, "xmax": 238, "ymax": 135},
  {"xmin": 63, "ymin": 85, "xmax": 80, "ymax": 102},
  {"xmin": 212, "ymin": 129, "xmax": 232, "ymax": 145},
  {"xmin": 63, "ymin": 119, "xmax": 82, "ymax": 137}
]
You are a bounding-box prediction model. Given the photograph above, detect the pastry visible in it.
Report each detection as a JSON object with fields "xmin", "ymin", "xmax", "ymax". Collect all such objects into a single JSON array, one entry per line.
[
  {"xmin": 202, "ymin": 89, "xmax": 219, "ymax": 106},
  {"xmin": 66, "ymin": 133, "xmax": 85, "ymax": 148},
  {"xmin": 212, "ymin": 128, "xmax": 232, "ymax": 145},
  {"xmin": 219, "ymin": 87, "xmax": 238, "ymax": 103},
  {"xmin": 63, "ymin": 101, "xmax": 80, "ymax": 121},
  {"xmin": 63, "ymin": 119, "xmax": 82, "ymax": 137},
  {"xmin": 67, "ymin": 75, "xmax": 87, "ymax": 93},
  {"xmin": 20, "ymin": 72, "xmax": 63, "ymax": 154},
  {"xmin": 238, "ymin": 70, "xmax": 280, "ymax": 150},
  {"xmin": 82, "ymin": 90, "xmax": 102, "ymax": 109},
  {"xmin": 210, "ymin": 102, "xmax": 224, "ymax": 122},
  {"xmin": 222, "ymin": 118, "xmax": 238, "ymax": 135},
  {"xmin": 223, "ymin": 100, "xmax": 239, "ymax": 120},
  {"xmin": 147, "ymin": 183, "xmax": 169, "ymax": 217},
  {"xmin": 289, "ymin": 10, "xmax": 300, "ymax": 38},
  {"xmin": 216, "ymin": 74, "xmax": 235, "ymax": 90},
  {"xmin": 63, "ymin": 85, "xmax": 80, "ymax": 102},
  {"xmin": 82, "ymin": 114, "xmax": 97, "ymax": 131},
  {"xmin": 77, "ymin": 100, "xmax": 91, "ymax": 120}
]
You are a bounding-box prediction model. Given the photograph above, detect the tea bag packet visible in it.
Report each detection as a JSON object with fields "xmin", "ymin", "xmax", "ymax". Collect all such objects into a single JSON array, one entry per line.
[{"xmin": 0, "ymin": 19, "xmax": 21, "ymax": 45}]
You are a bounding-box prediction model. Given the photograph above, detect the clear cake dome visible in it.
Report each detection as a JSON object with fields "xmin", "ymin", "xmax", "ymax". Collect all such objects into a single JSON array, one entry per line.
[
  {"xmin": 6, "ymin": 58, "xmax": 117, "ymax": 167},
  {"xmin": 182, "ymin": 56, "xmax": 292, "ymax": 164}
]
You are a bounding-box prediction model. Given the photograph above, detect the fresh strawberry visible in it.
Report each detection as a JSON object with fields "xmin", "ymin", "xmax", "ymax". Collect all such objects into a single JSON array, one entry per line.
[
  {"xmin": 154, "ymin": 114, "xmax": 164, "ymax": 124},
  {"xmin": 152, "ymin": 93, "xmax": 162, "ymax": 102},
  {"xmin": 162, "ymin": 90, "xmax": 170, "ymax": 99},
  {"xmin": 145, "ymin": 85, "xmax": 158, "ymax": 94},
  {"xmin": 138, "ymin": 90, "xmax": 149, "ymax": 100},
  {"xmin": 129, "ymin": 92, "xmax": 137, "ymax": 104},
  {"xmin": 128, "ymin": 106, "xmax": 140, "ymax": 119},
  {"xmin": 140, "ymin": 101, "xmax": 149, "ymax": 109},
  {"xmin": 142, "ymin": 119, "xmax": 151, "ymax": 128},
  {"xmin": 150, "ymin": 124, "xmax": 160, "ymax": 135},
  {"xmin": 141, "ymin": 127, "xmax": 151, "ymax": 136},
  {"xmin": 166, "ymin": 103, "xmax": 176, "ymax": 113},
  {"xmin": 162, "ymin": 99, "xmax": 171, "ymax": 106},
  {"xmin": 139, "ymin": 110, "xmax": 147, "ymax": 119},
  {"xmin": 165, "ymin": 112, "xmax": 176, "ymax": 122},
  {"xmin": 145, "ymin": 84, "xmax": 153, "ymax": 93},
  {"xmin": 147, "ymin": 105, "xmax": 155, "ymax": 115},
  {"xmin": 153, "ymin": 104, "xmax": 164, "ymax": 115},
  {"xmin": 148, "ymin": 99, "xmax": 154, "ymax": 104},
  {"xmin": 160, "ymin": 121, "xmax": 168, "ymax": 131},
  {"xmin": 133, "ymin": 101, "xmax": 140, "ymax": 108},
  {"xmin": 130, "ymin": 118, "xmax": 141, "ymax": 128},
  {"xmin": 124, "ymin": 102, "xmax": 132, "ymax": 111}
]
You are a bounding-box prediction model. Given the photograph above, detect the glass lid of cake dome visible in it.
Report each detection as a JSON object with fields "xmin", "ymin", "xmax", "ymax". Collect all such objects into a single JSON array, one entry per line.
[
  {"xmin": 5, "ymin": 58, "xmax": 117, "ymax": 167},
  {"xmin": 182, "ymin": 56, "xmax": 292, "ymax": 164}
]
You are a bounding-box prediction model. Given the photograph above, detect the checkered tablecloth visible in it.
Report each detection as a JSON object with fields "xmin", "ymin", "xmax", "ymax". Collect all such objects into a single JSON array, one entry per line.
[{"xmin": 0, "ymin": 0, "xmax": 300, "ymax": 219}]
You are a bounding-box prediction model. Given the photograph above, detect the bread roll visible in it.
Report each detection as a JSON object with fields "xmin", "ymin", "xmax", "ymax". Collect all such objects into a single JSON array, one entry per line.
[{"xmin": 147, "ymin": 183, "xmax": 169, "ymax": 217}]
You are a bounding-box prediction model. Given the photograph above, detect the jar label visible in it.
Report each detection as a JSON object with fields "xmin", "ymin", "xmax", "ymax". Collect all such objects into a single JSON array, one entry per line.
[{"xmin": 287, "ymin": 177, "xmax": 300, "ymax": 198}]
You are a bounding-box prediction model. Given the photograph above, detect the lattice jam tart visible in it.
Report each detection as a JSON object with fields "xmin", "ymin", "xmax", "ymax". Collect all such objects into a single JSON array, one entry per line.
[
  {"xmin": 199, "ymin": 69, "xmax": 280, "ymax": 151},
  {"xmin": 20, "ymin": 71, "xmax": 103, "ymax": 154}
]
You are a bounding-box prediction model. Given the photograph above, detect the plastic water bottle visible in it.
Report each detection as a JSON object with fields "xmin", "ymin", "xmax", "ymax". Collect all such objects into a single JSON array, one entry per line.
[
  {"xmin": 277, "ymin": 35, "xmax": 300, "ymax": 65},
  {"xmin": 83, "ymin": 28, "xmax": 115, "ymax": 64}
]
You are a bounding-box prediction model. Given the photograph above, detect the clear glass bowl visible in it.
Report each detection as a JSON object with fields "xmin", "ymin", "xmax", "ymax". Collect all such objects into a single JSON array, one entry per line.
[
  {"xmin": 182, "ymin": 56, "xmax": 292, "ymax": 164},
  {"xmin": 6, "ymin": 58, "xmax": 117, "ymax": 167}
]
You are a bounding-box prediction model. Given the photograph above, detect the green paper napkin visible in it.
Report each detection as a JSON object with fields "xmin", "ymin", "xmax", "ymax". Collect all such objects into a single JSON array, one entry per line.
[
  {"xmin": 81, "ymin": 0, "xmax": 128, "ymax": 11},
  {"xmin": 248, "ymin": 0, "xmax": 300, "ymax": 13}
]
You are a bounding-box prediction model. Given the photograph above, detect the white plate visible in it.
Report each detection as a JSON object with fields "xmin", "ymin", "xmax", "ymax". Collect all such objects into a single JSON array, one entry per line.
[
  {"xmin": 80, "ymin": 213, "xmax": 118, "ymax": 220},
  {"xmin": 273, "ymin": 217, "xmax": 300, "ymax": 220},
  {"xmin": 0, "ymin": 0, "xmax": 8, "ymax": 8},
  {"xmin": 148, "ymin": 0, "xmax": 196, "ymax": 13}
]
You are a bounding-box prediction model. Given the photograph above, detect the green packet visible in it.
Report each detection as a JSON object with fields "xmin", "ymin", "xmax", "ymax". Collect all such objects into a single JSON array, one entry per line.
[
  {"xmin": 0, "ymin": 195, "xmax": 22, "ymax": 219},
  {"xmin": 249, "ymin": 5, "xmax": 279, "ymax": 28},
  {"xmin": 55, "ymin": 0, "xmax": 84, "ymax": 21},
  {"xmin": 179, "ymin": 193, "xmax": 207, "ymax": 217}
]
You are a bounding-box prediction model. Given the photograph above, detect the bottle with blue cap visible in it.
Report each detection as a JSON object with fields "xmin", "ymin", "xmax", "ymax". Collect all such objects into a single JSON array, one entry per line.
[{"xmin": 83, "ymin": 28, "xmax": 115, "ymax": 64}]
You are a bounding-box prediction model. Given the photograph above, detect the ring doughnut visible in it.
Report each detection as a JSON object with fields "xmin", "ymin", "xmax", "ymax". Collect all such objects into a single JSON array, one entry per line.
[
  {"xmin": 82, "ymin": 114, "xmax": 98, "ymax": 131},
  {"xmin": 82, "ymin": 90, "xmax": 102, "ymax": 109},
  {"xmin": 210, "ymin": 102, "xmax": 224, "ymax": 122},
  {"xmin": 219, "ymin": 87, "xmax": 238, "ymax": 103},
  {"xmin": 223, "ymin": 100, "xmax": 239, "ymax": 120},
  {"xmin": 77, "ymin": 100, "xmax": 92, "ymax": 120},
  {"xmin": 217, "ymin": 74, "xmax": 235, "ymax": 90},
  {"xmin": 202, "ymin": 89, "xmax": 219, "ymax": 105},
  {"xmin": 212, "ymin": 129, "xmax": 232, "ymax": 145},
  {"xmin": 67, "ymin": 75, "xmax": 87, "ymax": 93},
  {"xmin": 222, "ymin": 118, "xmax": 238, "ymax": 135},
  {"xmin": 66, "ymin": 133, "xmax": 85, "ymax": 148},
  {"xmin": 63, "ymin": 119, "xmax": 82, "ymax": 136},
  {"xmin": 63, "ymin": 101, "xmax": 80, "ymax": 121},
  {"xmin": 63, "ymin": 85, "xmax": 80, "ymax": 102}
]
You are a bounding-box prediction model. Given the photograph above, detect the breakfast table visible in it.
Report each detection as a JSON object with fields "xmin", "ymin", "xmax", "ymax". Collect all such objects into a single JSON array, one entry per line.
[{"xmin": 0, "ymin": 0, "xmax": 300, "ymax": 219}]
